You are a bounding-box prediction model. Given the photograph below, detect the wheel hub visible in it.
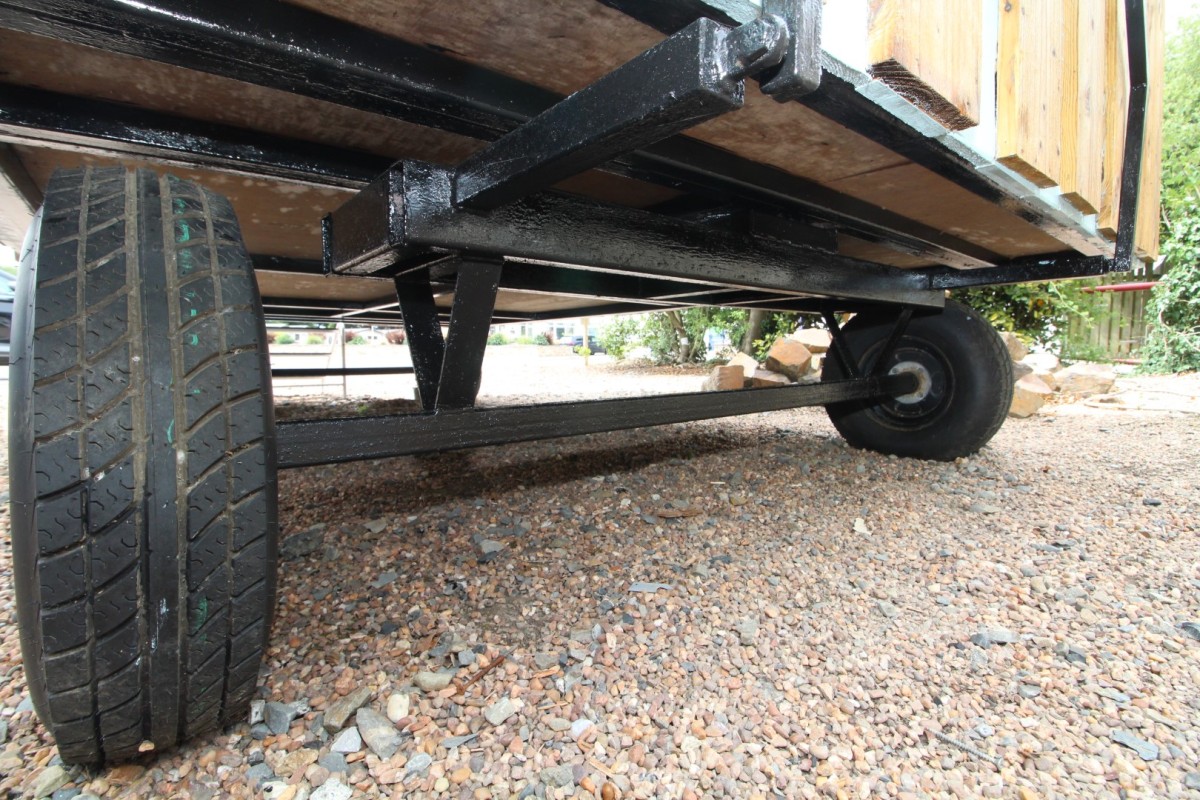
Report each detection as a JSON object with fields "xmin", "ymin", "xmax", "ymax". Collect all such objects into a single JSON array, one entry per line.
[{"xmin": 888, "ymin": 360, "xmax": 933, "ymax": 403}]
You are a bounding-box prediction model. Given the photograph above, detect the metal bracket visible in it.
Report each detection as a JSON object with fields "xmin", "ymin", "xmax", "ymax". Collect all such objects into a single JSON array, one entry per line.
[
  {"xmin": 394, "ymin": 257, "xmax": 502, "ymax": 411},
  {"xmin": 758, "ymin": 0, "xmax": 823, "ymax": 101},
  {"xmin": 451, "ymin": 3, "xmax": 821, "ymax": 210}
]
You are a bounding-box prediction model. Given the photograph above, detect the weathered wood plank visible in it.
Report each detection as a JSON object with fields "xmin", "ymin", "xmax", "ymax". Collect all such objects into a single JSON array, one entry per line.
[
  {"xmin": 1136, "ymin": 0, "xmax": 1164, "ymax": 259},
  {"xmin": 997, "ymin": 0, "xmax": 1067, "ymax": 188},
  {"xmin": 1062, "ymin": 1, "xmax": 1106, "ymax": 215},
  {"xmin": 1099, "ymin": 0, "xmax": 1129, "ymax": 240},
  {"xmin": 867, "ymin": 0, "xmax": 982, "ymax": 130}
]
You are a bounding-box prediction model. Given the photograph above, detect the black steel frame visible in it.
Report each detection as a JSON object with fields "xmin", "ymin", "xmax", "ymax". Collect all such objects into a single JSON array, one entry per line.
[{"xmin": 0, "ymin": 0, "xmax": 1151, "ymax": 468}]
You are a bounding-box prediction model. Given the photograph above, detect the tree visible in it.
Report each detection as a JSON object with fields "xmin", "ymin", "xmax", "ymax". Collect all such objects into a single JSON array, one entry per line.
[{"xmin": 1140, "ymin": 14, "xmax": 1200, "ymax": 372}]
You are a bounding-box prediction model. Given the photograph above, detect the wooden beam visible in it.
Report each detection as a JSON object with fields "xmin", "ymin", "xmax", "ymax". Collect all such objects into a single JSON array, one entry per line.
[
  {"xmin": 0, "ymin": 143, "xmax": 41, "ymax": 249},
  {"xmin": 997, "ymin": 0, "xmax": 1067, "ymax": 188}
]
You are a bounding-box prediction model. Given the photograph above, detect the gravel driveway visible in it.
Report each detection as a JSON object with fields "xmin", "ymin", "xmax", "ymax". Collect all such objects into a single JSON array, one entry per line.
[{"xmin": 0, "ymin": 362, "xmax": 1197, "ymax": 799}]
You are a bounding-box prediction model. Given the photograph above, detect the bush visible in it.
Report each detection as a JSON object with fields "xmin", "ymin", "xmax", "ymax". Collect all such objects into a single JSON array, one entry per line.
[
  {"xmin": 348, "ymin": 335, "xmax": 366, "ymax": 345},
  {"xmin": 534, "ymin": 332, "xmax": 554, "ymax": 345},
  {"xmin": 1141, "ymin": 201, "xmax": 1200, "ymax": 372},
  {"xmin": 953, "ymin": 282, "xmax": 1101, "ymax": 349},
  {"xmin": 514, "ymin": 335, "xmax": 535, "ymax": 345},
  {"xmin": 599, "ymin": 317, "xmax": 642, "ymax": 360},
  {"xmin": 487, "ymin": 331, "xmax": 510, "ymax": 345},
  {"xmin": 306, "ymin": 334, "xmax": 325, "ymax": 345},
  {"xmin": 275, "ymin": 333, "xmax": 295, "ymax": 345}
]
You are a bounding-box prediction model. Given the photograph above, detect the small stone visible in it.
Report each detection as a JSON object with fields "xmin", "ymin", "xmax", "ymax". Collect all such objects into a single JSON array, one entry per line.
[
  {"xmin": 442, "ymin": 733, "xmax": 479, "ymax": 750},
  {"xmin": 971, "ymin": 627, "xmax": 1016, "ymax": 648},
  {"xmin": 281, "ymin": 523, "xmax": 325, "ymax": 560},
  {"xmin": 570, "ymin": 719, "xmax": 595, "ymax": 740},
  {"xmin": 1009, "ymin": 375, "xmax": 1054, "ymax": 418},
  {"xmin": 323, "ymin": 687, "xmax": 372, "ymax": 732},
  {"xmin": 629, "ymin": 581, "xmax": 673, "ymax": 594},
  {"xmin": 1179, "ymin": 622, "xmax": 1200, "ymax": 641},
  {"xmin": 277, "ymin": 748, "xmax": 318, "ymax": 776},
  {"xmin": 969, "ymin": 503, "xmax": 1002, "ymax": 515},
  {"xmin": 331, "ymin": 726, "xmax": 362, "ymax": 753},
  {"xmin": 1017, "ymin": 788, "xmax": 1040, "ymax": 800},
  {"xmin": 414, "ymin": 671, "xmax": 454, "ymax": 693},
  {"xmin": 974, "ymin": 724, "xmax": 995, "ymax": 738},
  {"xmin": 1111, "ymin": 730, "xmax": 1159, "ymax": 761},
  {"xmin": 385, "ymin": 693, "xmax": 410, "ymax": 723},
  {"xmin": 371, "ymin": 570, "xmax": 398, "ymax": 588},
  {"xmin": 484, "ymin": 697, "xmax": 518, "ymax": 726},
  {"xmin": 31, "ymin": 767, "xmax": 70, "ymax": 799},
  {"xmin": 547, "ymin": 717, "xmax": 571, "ymax": 732},
  {"xmin": 1018, "ymin": 684, "xmax": 1042, "ymax": 699},
  {"xmin": 877, "ymin": 600, "xmax": 900, "ymax": 619},
  {"xmin": 734, "ymin": 617, "xmax": 758, "ymax": 645},
  {"xmin": 477, "ymin": 539, "xmax": 506, "ymax": 563},
  {"xmin": 319, "ymin": 753, "xmax": 347, "ymax": 773},
  {"xmin": 434, "ymin": 777, "xmax": 450, "ymax": 793},
  {"xmin": 265, "ymin": 701, "xmax": 300, "ymax": 735},
  {"xmin": 1054, "ymin": 363, "xmax": 1116, "ymax": 396},
  {"xmin": 1184, "ymin": 773, "xmax": 1200, "ymax": 790},
  {"xmin": 245, "ymin": 763, "xmax": 275, "ymax": 786},
  {"xmin": 540, "ymin": 765, "xmax": 575, "ymax": 788},
  {"xmin": 405, "ymin": 753, "xmax": 433, "ymax": 778},
  {"xmin": 51, "ymin": 790, "xmax": 80, "ymax": 800},
  {"xmin": 261, "ymin": 781, "xmax": 295, "ymax": 800},
  {"xmin": 356, "ymin": 708, "xmax": 404, "ymax": 760},
  {"xmin": 310, "ymin": 779, "xmax": 353, "ymax": 800},
  {"xmin": 249, "ymin": 699, "xmax": 265, "ymax": 726}
]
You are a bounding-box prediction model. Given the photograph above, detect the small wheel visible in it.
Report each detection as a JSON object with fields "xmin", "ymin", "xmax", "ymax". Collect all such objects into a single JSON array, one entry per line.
[
  {"xmin": 8, "ymin": 167, "xmax": 278, "ymax": 765},
  {"xmin": 821, "ymin": 300, "xmax": 1013, "ymax": 461}
]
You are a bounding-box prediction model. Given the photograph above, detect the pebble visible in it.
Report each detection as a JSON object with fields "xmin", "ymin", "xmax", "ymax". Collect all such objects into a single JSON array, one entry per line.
[
  {"xmin": 1111, "ymin": 730, "xmax": 1159, "ymax": 761},
  {"xmin": 405, "ymin": 753, "xmax": 432, "ymax": 778},
  {"xmin": 356, "ymin": 708, "xmax": 403, "ymax": 760},
  {"xmin": 414, "ymin": 671, "xmax": 454, "ymax": 693},
  {"xmin": 540, "ymin": 765, "xmax": 574, "ymax": 788},
  {"xmin": 264, "ymin": 701, "xmax": 300, "ymax": 735},
  {"xmin": 385, "ymin": 692, "xmax": 410, "ymax": 723},
  {"xmin": 318, "ymin": 753, "xmax": 347, "ymax": 774},
  {"xmin": 310, "ymin": 779, "xmax": 353, "ymax": 800},
  {"xmin": 30, "ymin": 767, "xmax": 69, "ymax": 799},
  {"xmin": 330, "ymin": 727, "xmax": 362, "ymax": 753},
  {"xmin": 1018, "ymin": 684, "xmax": 1042, "ymax": 699},
  {"xmin": 484, "ymin": 697, "xmax": 518, "ymax": 726},
  {"xmin": 323, "ymin": 687, "xmax": 372, "ymax": 732}
]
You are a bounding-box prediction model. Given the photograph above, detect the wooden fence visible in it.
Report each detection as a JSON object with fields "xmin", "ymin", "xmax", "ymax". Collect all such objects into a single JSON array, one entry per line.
[{"xmin": 1068, "ymin": 285, "xmax": 1152, "ymax": 360}]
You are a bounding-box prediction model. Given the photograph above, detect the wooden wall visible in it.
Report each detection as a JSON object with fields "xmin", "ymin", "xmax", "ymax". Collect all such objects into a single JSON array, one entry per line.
[{"xmin": 869, "ymin": 0, "xmax": 1164, "ymax": 259}]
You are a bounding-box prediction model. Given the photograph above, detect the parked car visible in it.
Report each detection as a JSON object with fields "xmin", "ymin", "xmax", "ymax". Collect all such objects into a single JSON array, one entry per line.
[{"xmin": 569, "ymin": 335, "xmax": 606, "ymax": 354}]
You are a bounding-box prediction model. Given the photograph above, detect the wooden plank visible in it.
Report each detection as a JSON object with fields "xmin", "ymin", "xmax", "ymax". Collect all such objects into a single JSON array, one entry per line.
[
  {"xmin": 1099, "ymin": 0, "xmax": 1128, "ymax": 239},
  {"xmin": 1056, "ymin": 0, "xmax": 1082, "ymax": 207},
  {"xmin": 827, "ymin": 163, "xmax": 1069, "ymax": 259},
  {"xmin": 867, "ymin": 0, "xmax": 982, "ymax": 130},
  {"xmin": 1136, "ymin": 0, "xmax": 1164, "ymax": 259},
  {"xmin": 997, "ymin": 0, "xmax": 1067, "ymax": 188},
  {"xmin": 1063, "ymin": 1, "xmax": 1107, "ymax": 214}
]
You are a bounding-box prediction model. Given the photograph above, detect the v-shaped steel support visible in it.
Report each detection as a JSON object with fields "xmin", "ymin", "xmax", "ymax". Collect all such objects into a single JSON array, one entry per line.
[{"xmin": 394, "ymin": 257, "xmax": 502, "ymax": 411}]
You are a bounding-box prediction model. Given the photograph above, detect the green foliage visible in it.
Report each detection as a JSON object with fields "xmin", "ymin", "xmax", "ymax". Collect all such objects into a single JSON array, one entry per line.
[
  {"xmin": 348, "ymin": 335, "xmax": 366, "ymax": 345},
  {"xmin": 487, "ymin": 331, "xmax": 510, "ymax": 345},
  {"xmin": 574, "ymin": 344, "xmax": 592, "ymax": 357},
  {"xmin": 599, "ymin": 316, "xmax": 642, "ymax": 360},
  {"xmin": 306, "ymin": 334, "xmax": 325, "ymax": 345},
  {"xmin": 953, "ymin": 282, "xmax": 1101, "ymax": 348},
  {"xmin": 751, "ymin": 313, "xmax": 801, "ymax": 362},
  {"xmin": 1141, "ymin": 200, "xmax": 1200, "ymax": 372},
  {"xmin": 635, "ymin": 308, "xmax": 800, "ymax": 365},
  {"xmin": 513, "ymin": 335, "xmax": 535, "ymax": 345},
  {"xmin": 275, "ymin": 333, "xmax": 295, "ymax": 345},
  {"xmin": 533, "ymin": 332, "xmax": 553, "ymax": 345},
  {"xmin": 1162, "ymin": 16, "xmax": 1200, "ymax": 215}
]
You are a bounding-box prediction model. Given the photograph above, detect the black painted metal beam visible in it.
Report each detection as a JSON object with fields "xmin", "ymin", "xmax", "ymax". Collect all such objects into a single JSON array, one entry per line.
[
  {"xmin": 272, "ymin": 366, "xmax": 415, "ymax": 378},
  {"xmin": 394, "ymin": 270, "xmax": 447, "ymax": 411},
  {"xmin": 434, "ymin": 258, "xmax": 502, "ymax": 410},
  {"xmin": 328, "ymin": 162, "xmax": 945, "ymax": 309},
  {"xmin": 0, "ymin": 0, "xmax": 997, "ymax": 269},
  {"xmin": 601, "ymin": 0, "xmax": 1119, "ymax": 257},
  {"xmin": 276, "ymin": 373, "xmax": 916, "ymax": 468},
  {"xmin": 922, "ymin": 253, "xmax": 1114, "ymax": 290},
  {"xmin": 0, "ymin": 85, "xmax": 384, "ymax": 189}
]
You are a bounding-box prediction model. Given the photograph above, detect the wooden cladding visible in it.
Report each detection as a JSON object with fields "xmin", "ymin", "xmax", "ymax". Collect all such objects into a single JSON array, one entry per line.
[
  {"xmin": 871, "ymin": 0, "xmax": 1163, "ymax": 259},
  {"xmin": 867, "ymin": 0, "xmax": 982, "ymax": 130}
]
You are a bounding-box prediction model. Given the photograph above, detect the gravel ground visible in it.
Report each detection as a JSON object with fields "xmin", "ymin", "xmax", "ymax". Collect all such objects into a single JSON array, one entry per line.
[{"xmin": 0, "ymin": 364, "xmax": 1198, "ymax": 800}]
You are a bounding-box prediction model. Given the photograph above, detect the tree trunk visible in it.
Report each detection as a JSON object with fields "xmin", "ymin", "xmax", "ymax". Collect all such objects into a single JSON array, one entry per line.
[{"xmin": 740, "ymin": 309, "xmax": 767, "ymax": 355}]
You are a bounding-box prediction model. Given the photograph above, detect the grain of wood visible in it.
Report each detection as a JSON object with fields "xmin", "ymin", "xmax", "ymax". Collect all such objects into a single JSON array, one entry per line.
[
  {"xmin": 1063, "ymin": 1, "xmax": 1107, "ymax": 215},
  {"xmin": 997, "ymin": 0, "xmax": 1067, "ymax": 188},
  {"xmin": 1099, "ymin": 0, "xmax": 1129, "ymax": 239},
  {"xmin": 1135, "ymin": 0, "xmax": 1164, "ymax": 259},
  {"xmin": 867, "ymin": 0, "xmax": 982, "ymax": 130}
]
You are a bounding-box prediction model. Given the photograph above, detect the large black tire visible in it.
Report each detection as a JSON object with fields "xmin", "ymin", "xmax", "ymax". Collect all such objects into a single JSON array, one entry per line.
[
  {"xmin": 8, "ymin": 167, "xmax": 278, "ymax": 765},
  {"xmin": 822, "ymin": 300, "xmax": 1013, "ymax": 461}
]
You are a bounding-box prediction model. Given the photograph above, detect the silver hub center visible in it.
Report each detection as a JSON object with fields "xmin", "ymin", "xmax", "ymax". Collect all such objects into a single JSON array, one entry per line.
[{"xmin": 888, "ymin": 360, "xmax": 933, "ymax": 404}]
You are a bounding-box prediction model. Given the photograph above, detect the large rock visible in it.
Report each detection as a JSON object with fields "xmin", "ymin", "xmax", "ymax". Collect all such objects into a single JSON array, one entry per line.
[
  {"xmin": 1054, "ymin": 363, "xmax": 1116, "ymax": 396},
  {"xmin": 764, "ymin": 338, "xmax": 812, "ymax": 381},
  {"xmin": 999, "ymin": 332, "xmax": 1029, "ymax": 361},
  {"xmin": 726, "ymin": 352, "xmax": 759, "ymax": 380},
  {"xmin": 356, "ymin": 708, "xmax": 403, "ymax": 760},
  {"xmin": 749, "ymin": 369, "xmax": 790, "ymax": 388},
  {"xmin": 1012, "ymin": 361, "xmax": 1034, "ymax": 381},
  {"xmin": 701, "ymin": 365, "xmax": 743, "ymax": 392},
  {"xmin": 789, "ymin": 328, "xmax": 832, "ymax": 354},
  {"xmin": 1009, "ymin": 375, "xmax": 1054, "ymax": 418},
  {"xmin": 1021, "ymin": 352, "xmax": 1061, "ymax": 373}
]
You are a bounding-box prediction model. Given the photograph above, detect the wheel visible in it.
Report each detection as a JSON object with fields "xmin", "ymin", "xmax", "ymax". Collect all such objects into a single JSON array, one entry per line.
[
  {"xmin": 821, "ymin": 300, "xmax": 1013, "ymax": 461},
  {"xmin": 8, "ymin": 167, "xmax": 278, "ymax": 765}
]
